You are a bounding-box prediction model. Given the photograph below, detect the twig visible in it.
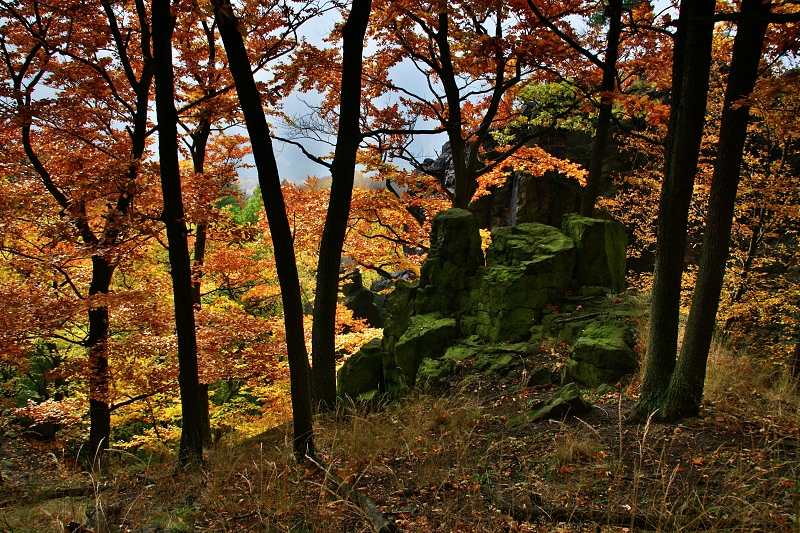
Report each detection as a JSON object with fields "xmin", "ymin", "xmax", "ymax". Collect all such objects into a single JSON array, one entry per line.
[{"xmin": 554, "ymin": 312, "xmax": 602, "ymax": 324}]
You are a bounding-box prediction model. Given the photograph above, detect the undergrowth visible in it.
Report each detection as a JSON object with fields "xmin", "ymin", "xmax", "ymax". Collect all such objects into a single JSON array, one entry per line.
[{"xmin": 1, "ymin": 341, "xmax": 798, "ymax": 532}]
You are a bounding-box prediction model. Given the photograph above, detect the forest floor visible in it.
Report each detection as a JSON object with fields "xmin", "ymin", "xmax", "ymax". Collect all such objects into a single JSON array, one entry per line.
[{"xmin": 1, "ymin": 349, "xmax": 798, "ymax": 533}]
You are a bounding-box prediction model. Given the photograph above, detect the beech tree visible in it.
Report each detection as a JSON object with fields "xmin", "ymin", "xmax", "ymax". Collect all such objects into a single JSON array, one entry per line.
[
  {"xmin": 0, "ymin": 0, "xmax": 156, "ymax": 463},
  {"xmin": 211, "ymin": 0, "xmax": 315, "ymax": 457},
  {"xmin": 152, "ymin": 0, "xmax": 206, "ymax": 466},
  {"xmin": 308, "ymin": 0, "xmax": 373, "ymax": 409}
]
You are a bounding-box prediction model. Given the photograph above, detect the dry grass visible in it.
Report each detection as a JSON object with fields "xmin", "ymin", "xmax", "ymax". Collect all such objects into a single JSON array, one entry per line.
[{"xmin": 2, "ymin": 345, "xmax": 799, "ymax": 532}]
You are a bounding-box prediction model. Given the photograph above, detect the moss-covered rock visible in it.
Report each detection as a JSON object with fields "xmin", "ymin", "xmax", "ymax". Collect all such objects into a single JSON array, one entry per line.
[
  {"xmin": 506, "ymin": 383, "xmax": 590, "ymax": 428},
  {"xmin": 472, "ymin": 342, "xmax": 533, "ymax": 375},
  {"xmin": 416, "ymin": 209, "xmax": 484, "ymax": 315},
  {"xmin": 487, "ymin": 223, "xmax": 575, "ymax": 272},
  {"xmin": 475, "ymin": 224, "xmax": 575, "ymax": 342},
  {"xmin": 337, "ymin": 338, "xmax": 385, "ymax": 400},
  {"xmin": 571, "ymin": 319, "xmax": 636, "ymax": 369},
  {"xmin": 562, "ymin": 214, "xmax": 627, "ymax": 293},
  {"xmin": 563, "ymin": 318, "xmax": 637, "ymax": 388},
  {"xmin": 393, "ymin": 314, "xmax": 458, "ymax": 385},
  {"xmin": 416, "ymin": 358, "xmax": 456, "ymax": 386},
  {"xmin": 382, "ymin": 280, "xmax": 419, "ymax": 355},
  {"xmin": 474, "ymin": 351, "xmax": 515, "ymax": 374},
  {"xmin": 562, "ymin": 359, "xmax": 632, "ymax": 389},
  {"xmin": 443, "ymin": 346, "xmax": 475, "ymax": 362}
]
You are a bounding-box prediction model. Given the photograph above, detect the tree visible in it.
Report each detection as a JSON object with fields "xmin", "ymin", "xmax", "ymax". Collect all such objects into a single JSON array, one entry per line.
[
  {"xmin": 310, "ymin": 0, "xmax": 372, "ymax": 409},
  {"xmin": 632, "ymin": 0, "xmax": 716, "ymax": 420},
  {"xmin": 152, "ymin": 0, "xmax": 205, "ymax": 466},
  {"xmin": 656, "ymin": 0, "xmax": 772, "ymax": 419},
  {"xmin": 0, "ymin": 0, "xmax": 156, "ymax": 462},
  {"xmin": 350, "ymin": 0, "xmax": 564, "ymax": 211},
  {"xmin": 212, "ymin": 0, "xmax": 315, "ymax": 457}
]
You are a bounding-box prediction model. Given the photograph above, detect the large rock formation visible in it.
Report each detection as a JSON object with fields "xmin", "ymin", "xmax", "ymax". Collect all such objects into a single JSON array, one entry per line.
[
  {"xmin": 337, "ymin": 208, "xmax": 635, "ymax": 400},
  {"xmin": 475, "ymin": 223, "xmax": 575, "ymax": 342},
  {"xmin": 415, "ymin": 209, "xmax": 484, "ymax": 315},
  {"xmin": 562, "ymin": 214, "xmax": 627, "ymax": 294}
]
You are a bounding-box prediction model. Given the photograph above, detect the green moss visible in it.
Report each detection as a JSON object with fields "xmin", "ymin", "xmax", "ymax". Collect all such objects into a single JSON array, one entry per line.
[
  {"xmin": 337, "ymin": 338, "xmax": 385, "ymax": 400},
  {"xmin": 562, "ymin": 214, "xmax": 627, "ymax": 293},
  {"xmin": 417, "ymin": 358, "xmax": 456, "ymax": 386},
  {"xmin": 394, "ymin": 314, "xmax": 458, "ymax": 385},
  {"xmin": 570, "ymin": 319, "xmax": 636, "ymax": 369}
]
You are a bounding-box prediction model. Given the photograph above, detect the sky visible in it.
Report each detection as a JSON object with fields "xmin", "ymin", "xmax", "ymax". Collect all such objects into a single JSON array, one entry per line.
[{"xmin": 239, "ymin": 0, "xmax": 678, "ymax": 194}]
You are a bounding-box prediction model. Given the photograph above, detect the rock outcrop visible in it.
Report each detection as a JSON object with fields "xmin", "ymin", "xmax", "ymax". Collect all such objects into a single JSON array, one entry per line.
[
  {"xmin": 562, "ymin": 214, "xmax": 627, "ymax": 294},
  {"xmin": 337, "ymin": 208, "xmax": 635, "ymax": 400}
]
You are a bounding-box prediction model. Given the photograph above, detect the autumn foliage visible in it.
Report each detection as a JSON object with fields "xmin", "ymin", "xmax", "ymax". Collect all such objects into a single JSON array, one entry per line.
[{"xmin": 0, "ymin": 0, "xmax": 798, "ymax": 463}]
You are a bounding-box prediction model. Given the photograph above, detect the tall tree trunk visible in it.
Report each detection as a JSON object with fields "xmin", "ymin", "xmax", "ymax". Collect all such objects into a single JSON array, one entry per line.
[
  {"xmin": 190, "ymin": 119, "xmax": 212, "ymax": 444},
  {"xmin": 212, "ymin": 0, "xmax": 314, "ymax": 458},
  {"xmin": 86, "ymin": 256, "xmax": 114, "ymax": 465},
  {"xmin": 790, "ymin": 342, "xmax": 800, "ymax": 382},
  {"xmin": 580, "ymin": 0, "xmax": 622, "ymax": 217},
  {"xmin": 311, "ymin": 0, "xmax": 372, "ymax": 410},
  {"xmin": 632, "ymin": 0, "xmax": 716, "ymax": 420},
  {"xmin": 661, "ymin": 0, "xmax": 770, "ymax": 419},
  {"xmin": 152, "ymin": 0, "xmax": 204, "ymax": 466}
]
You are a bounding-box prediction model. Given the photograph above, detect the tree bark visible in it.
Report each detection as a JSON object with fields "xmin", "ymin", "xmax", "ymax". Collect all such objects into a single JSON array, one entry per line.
[
  {"xmin": 212, "ymin": 0, "xmax": 315, "ymax": 457},
  {"xmin": 579, "ymin": 0, "xmax": 622, "ymax": 217},
  {"xmin": 434, "ymin": 8, "xmax": 470, "ymax": 210},
  {"xmin": 86, "ymin": 256, "xmax": 114, "ymax": 464},
  {"xmin": 190, "ymin": 119, "xmax": 212, "ymax": 445},
  {"xmin": 311, "ymin": 0, "xmax": 372, "ymax": 410},
  {"xmin": 661, "ymin": 0, "xmax": 770, "ymax": 419},
  {"xmin": 790, "ymin": 342, "xmax": 800, "ymax": 382},
  {"xmin": 632, "ymin": 0, "xmax": 716, "ymax": 420},
  {"xmin": 152, "ymin": 0, "xmax": 204, "ymax": 466}
]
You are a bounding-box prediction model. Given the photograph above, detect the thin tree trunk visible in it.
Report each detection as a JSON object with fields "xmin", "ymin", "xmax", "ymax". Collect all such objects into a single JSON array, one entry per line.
[
  {"xmin": 311, "ymin": 0, "xmax": 372, "ymax": 410},
  {"xmin": 731, "ymin": 207, "xmax": 765, "ymax": 303},
  {"xmin": 632, "ymin": 0, "xmax": 716, "ymax": 420},
  {"xmin": 152, "ymin": 0, "xmax": 204, "ymax": 466},
  {"xmin": 191, "ymin": 119, "xmax": 212, "ymax": 444},
  {"xmin": 790, "ymin": 342, "xmax": 800, "ymax": 382},
  {"xmin": 662, "ymin": 0, "xmax": 770, "ymax": 419},
  {"xmin": 212, "ymin": 0, "xmax": 314, "ymax": 457},
  {"xmin": 580, "ymin": 0, "xmax": 622, "ymax": 217},
  {"xmin": 433, "ymin": 8, "xmax": 469, "ymax": 209}
]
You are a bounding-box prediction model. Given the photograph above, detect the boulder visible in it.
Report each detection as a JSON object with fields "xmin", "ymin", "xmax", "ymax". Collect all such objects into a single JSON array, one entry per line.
[
  {"xmin": 443, "ymin": 345, "xmax": 476, "ymax": 362},
  {"xmin": 563, "ymin": 319, "xmax": 637, "ymax": 388},
  {"xmin": 486, "ymin": 223, "xmax": 575, "ymax": 271},
  {"xmin": 475, "ymin": 224, "xmax": 575, "ymax": 341},
  {"xmin": 472, "ymin": 342, "xmax": 533, "ymax": 375},
  {"xmin": 562, "ymin": 214, "xmax": 627, "ymax": 293},
  {"xmin": 506, "ymin": 383, "xmax": 591, "ymax": 428},
  {"xmin": 416, "ymin": 358, "xmax": 456, "ymax": 386},
  {"xmin": 337, "ymin": 338, "xmax": 385, "ymax": 400},
  {"xmin": 393, "ymin": 314, "xmax": 458, "ymax": 385},
  {"xmin": 416, "ymin": 209, "xmax": 484, "ymax": 315}
]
